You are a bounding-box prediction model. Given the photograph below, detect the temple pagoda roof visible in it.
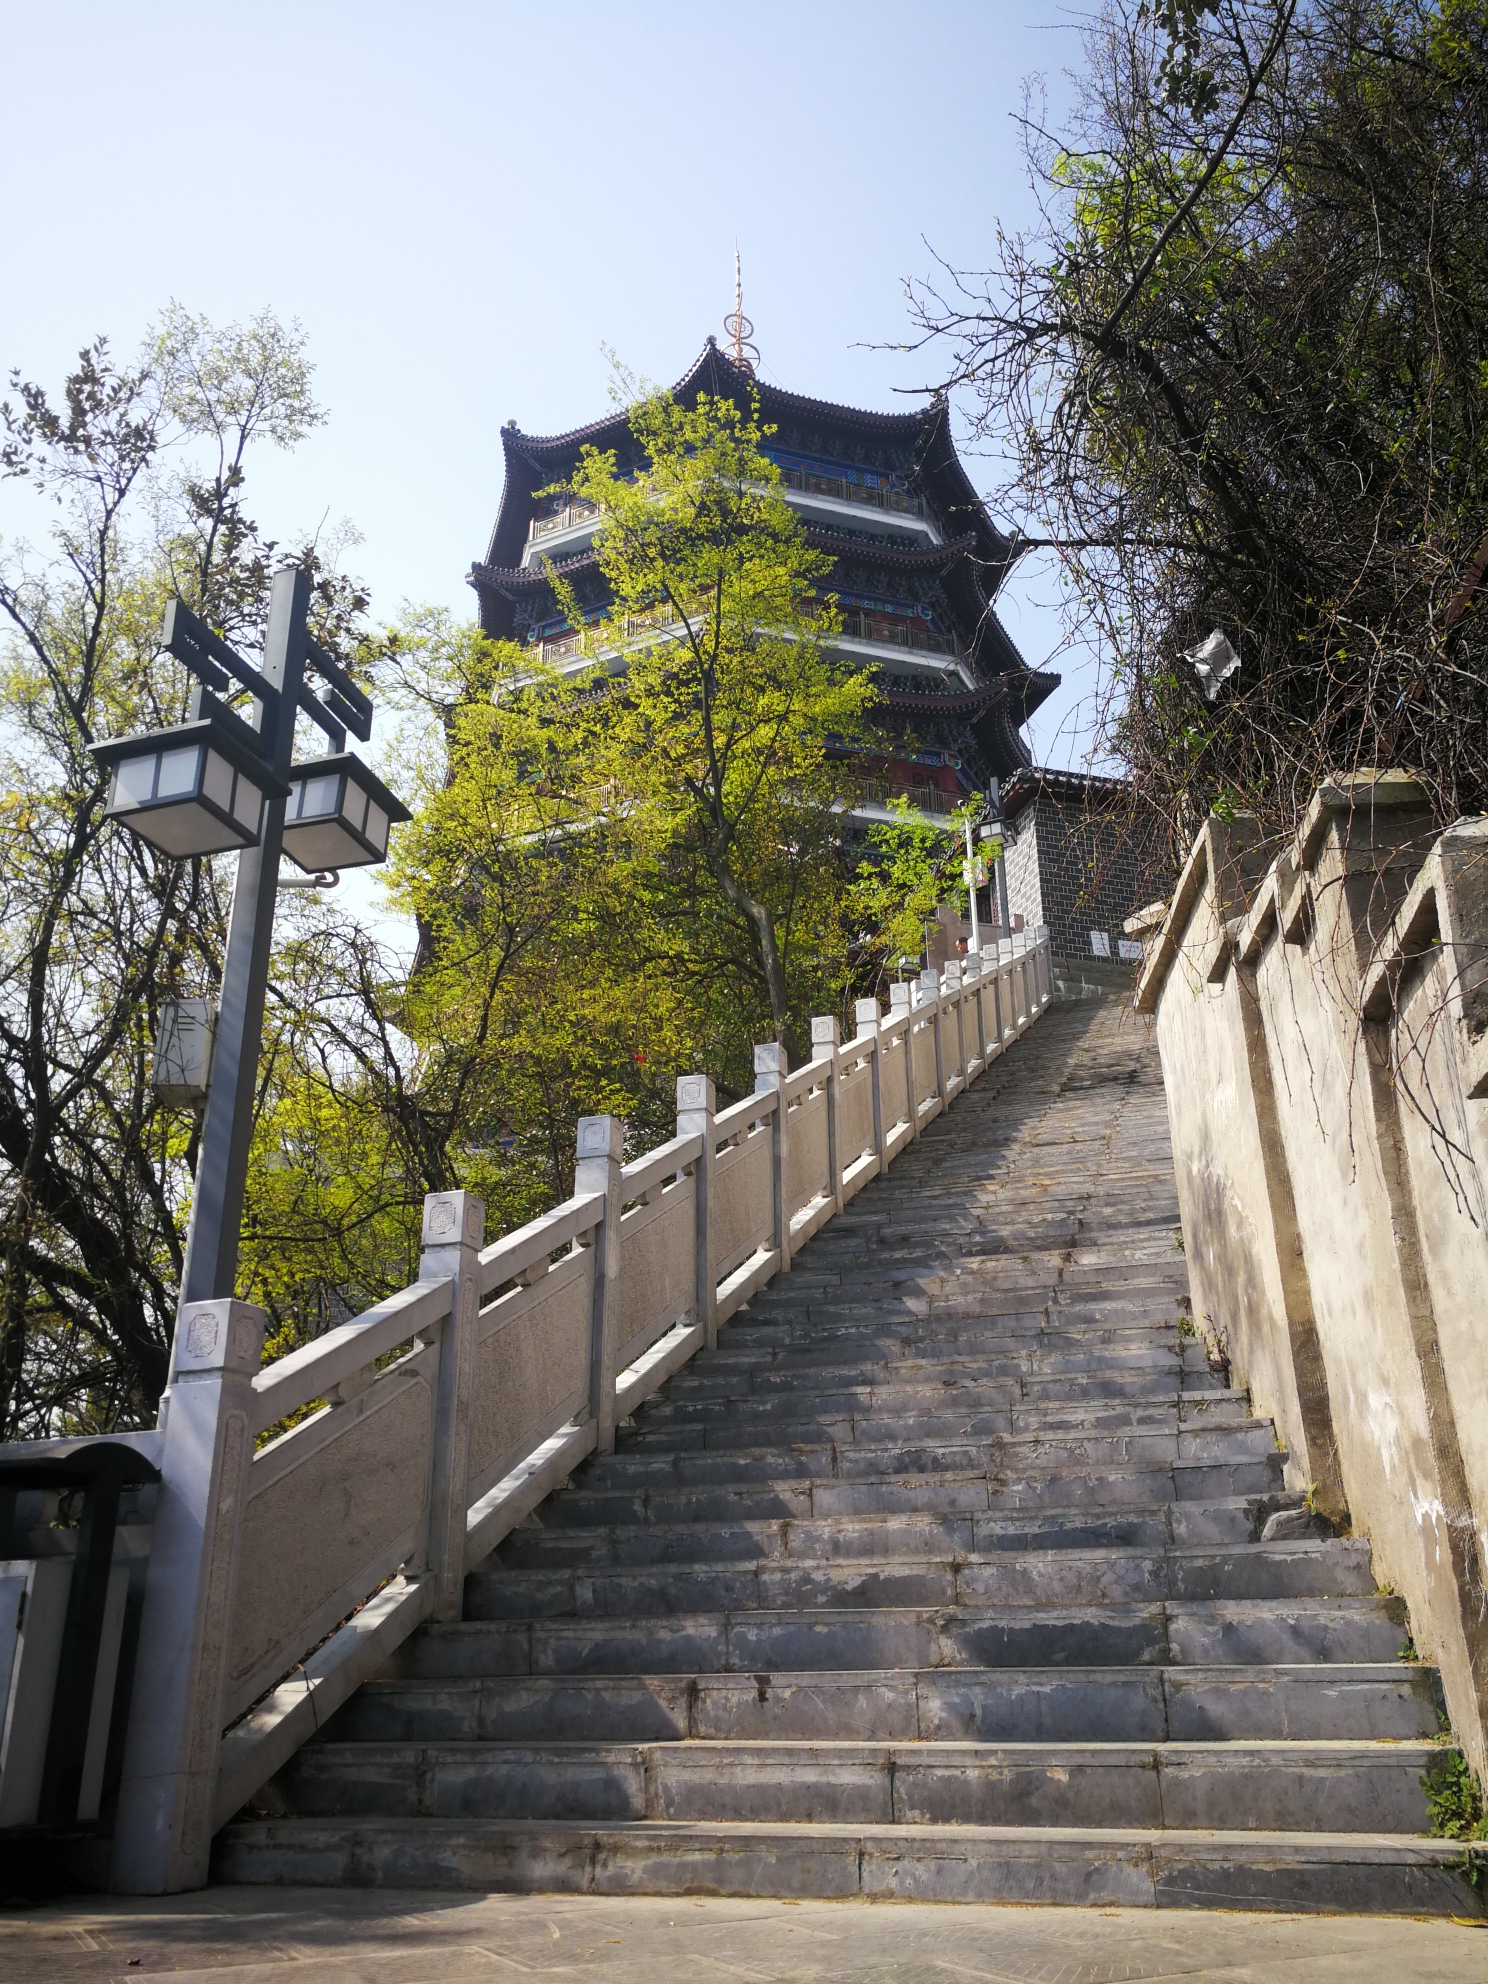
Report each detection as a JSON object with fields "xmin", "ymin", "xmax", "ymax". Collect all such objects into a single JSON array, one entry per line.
[
  {"xmin": 471, "ymin": 339, "xmax": 1059, "ymax": 775},
  {"xmin": 482, "ymin": 340, "xmax": 1012, "ymax": 578}
]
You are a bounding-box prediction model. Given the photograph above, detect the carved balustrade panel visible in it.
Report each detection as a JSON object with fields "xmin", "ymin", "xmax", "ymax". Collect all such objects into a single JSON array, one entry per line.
[
  {"xmin": 224, "ymin": 1345, "xmax": 437, "ymax": 1722},
  {"xmin": 467, "ymin": 1249, "xmax": 594, "ymax": 1506},
  {"xmin": 712, "ymin": 1119, "xmax": 775, "ymax": 1281},
  {"xmin": 615, "ymin": 1172, "xmax": 699, "ymax": 1372}
]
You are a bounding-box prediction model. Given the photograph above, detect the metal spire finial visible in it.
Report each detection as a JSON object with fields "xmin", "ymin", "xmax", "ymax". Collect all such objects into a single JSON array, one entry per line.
[{"xmin": 724, "ymin": 250, "xmax": 760, "ymax": 376}]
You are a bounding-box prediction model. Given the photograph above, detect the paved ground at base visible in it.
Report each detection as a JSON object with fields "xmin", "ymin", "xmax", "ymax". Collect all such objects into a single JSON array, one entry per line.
[{"xmin": 4, "ymin": 1889, "xmax": 1488, "ymax": 1984}]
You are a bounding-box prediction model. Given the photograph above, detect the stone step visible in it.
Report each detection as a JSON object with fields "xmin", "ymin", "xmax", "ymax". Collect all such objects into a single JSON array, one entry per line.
[
  {"xmin": 545, "ymin": 1459, "xmax": 1286, "ymax": 1530},
  {"xmin": 621, "ymin": 1396, "xmax": 1269, "ymax": 1450},
  {"xmin": 212, "ymin": 1816, "xmax": 1482, "ymax": 1915},
  {"xmin": 618, "ymin": 1399, "xmax": 1262, "ymax": 1454},
  {"xmin": 596, "ymin": 1422, "xmax": 1279, "ymax": 1475},
  {"xmin": 329, "ymin": 1662, "xmax": 1444, "ymax": 1747},
  {"xmin": 668, "ymin": 1340, "xmax": 1210, "ymax": 1388},
  {"xmin": 397, "ymin": 1596, "xmax": 1409, "ymax": 1678},
  {"xmin": 271, "ymin": 1736, "xmax": 1443, "ymax": 1834},
  {"xmin": 497, "ymin": 1494, "xmax": 1298, "ymax": 1568},
  {"xmin": 739, "ymin": 1262, "xmax": 1187, "ymax": 1298},
  {"xmin": 745, "ymin": 1287, "xmax": 1195, "ymax": 1330},
  {"xmin": 463, "ymin": 1542, "xmax": 1377, "ymax": 1621},
  {"xmin": 694, "ymin": 1317, "xmax": 1206, "ymax": 1364},
  {"xmin": 641, "ymin": 1359, "xmax": 1203, "ymax": 1414}
]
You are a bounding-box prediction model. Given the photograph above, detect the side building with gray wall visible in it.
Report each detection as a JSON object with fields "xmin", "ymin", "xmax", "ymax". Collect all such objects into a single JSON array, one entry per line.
[{"xmin": 1001, "ymin": 767, "xmax": 1169, "ymax": 963}]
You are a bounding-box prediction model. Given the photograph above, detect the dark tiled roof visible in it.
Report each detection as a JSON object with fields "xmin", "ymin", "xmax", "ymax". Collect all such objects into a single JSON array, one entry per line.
[
  {"xmin": 472, "ymin": 341, "xmax": 1059, "ymax": 778},
  {"xmin": 803, "ymin": 528, "xmax": 978, "ymax": 570},
  {"xmin": 482, "ymin": 341, "xmax": 1012, "ymax": 580},
  {"xmin": 1001, "ymin": 765, "xmax": 1134, "ymax": 814},
  {"xmin": 881, "ymin": 681, "xmax": 1006, "ymax": 718}
]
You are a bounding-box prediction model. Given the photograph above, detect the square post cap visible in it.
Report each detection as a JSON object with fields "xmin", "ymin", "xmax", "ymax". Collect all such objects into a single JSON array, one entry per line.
[
  {"xmin": 809, "ymin": 1015, "xmax": 840, "ymax": 1053},
  {"xmin": 919, "ymin": 968, "xmax": 941, "ymax": 996},
  {"xmin": 676, "ymin": 1073, "xmax": 716, "ymax": 1115},
  {"xmin": 174, "ymin": 1299, "xmax": 266, "ymax": 1376},
  {"xmin": 753, "ymin": 1041, "xmax": 786, "ymax": 1079},
  {"xmin": 576, "ymin": 1114, "xmax": 626, "ymax": 1163},
  {"xmin": 853, "ymin": 996, "xmax": 881, "ymax": 1031},
  {"xmin": 942, "ymin": 961, "xmax": 962, "ymax": 988},
  {"xmin": 421, "ymin": 1190, "xmax": 485, "ymax": 1249},
  {"xmin": 889, "ymin": 982, "xmax": 913, "ymax": 1010}
]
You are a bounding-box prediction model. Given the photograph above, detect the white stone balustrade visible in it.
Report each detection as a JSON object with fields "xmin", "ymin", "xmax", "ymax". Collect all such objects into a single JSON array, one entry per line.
[{"xmin": 0, "ymin": 933, "xmax": 1052, "ymax": 1892}]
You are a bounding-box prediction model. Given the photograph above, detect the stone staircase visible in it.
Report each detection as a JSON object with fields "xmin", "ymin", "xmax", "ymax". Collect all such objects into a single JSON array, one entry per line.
[{"xmin": 217, "ymin": 999, "xmax": 1477, "ymax": 1913}]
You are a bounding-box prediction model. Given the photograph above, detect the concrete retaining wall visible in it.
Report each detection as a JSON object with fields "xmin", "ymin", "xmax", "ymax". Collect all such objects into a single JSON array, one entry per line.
[{"xmin": 1135, "ymin": 776, "xmax": 1488, "ymax": 1774}]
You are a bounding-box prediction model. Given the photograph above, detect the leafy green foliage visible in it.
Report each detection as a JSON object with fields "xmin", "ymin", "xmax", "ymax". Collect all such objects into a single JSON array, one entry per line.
[
  {"xmin": 1423, "ymin": 1749, "xmax": 1488, "ymax": 1842},
  {"xmin": 914, "ymin": 0, "xmax": 1488, "ymax": 844},
  {"xmin": 0, "ymin": 311, "xmax": 376, "ymax": 1433},
  {"xmin": 555, "ymin": 388, "xmax": 880, "ymax": 1063},
  {"xmin": 0, "ymin": 354, "xmax": 959, "ymax": 1430}
]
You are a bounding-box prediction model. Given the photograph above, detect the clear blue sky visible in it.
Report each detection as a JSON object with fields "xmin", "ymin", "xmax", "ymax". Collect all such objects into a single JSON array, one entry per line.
[{"xmin": 2, "ymin": 0, "xmax": 1098, "ymax": 769}]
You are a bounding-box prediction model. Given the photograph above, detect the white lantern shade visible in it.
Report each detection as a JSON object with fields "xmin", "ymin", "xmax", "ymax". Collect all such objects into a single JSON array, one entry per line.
[
  {"xmin": 281, "ymin": 753, "xmax": 410, "ymax": 871},
  {"xmin": 93, "ymin": 718, "xmax": 283, "ymax": 858}
]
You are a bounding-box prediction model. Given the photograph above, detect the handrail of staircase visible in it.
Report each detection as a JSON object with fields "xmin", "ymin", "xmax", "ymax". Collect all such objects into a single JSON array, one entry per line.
[
  {"xmin": 249, "ymin": 1274, "xmax": 456, "ymax": 1435},
  {"xmin": 1, "ymin": 930, "xmax": 1052, "ymax": 1894}
]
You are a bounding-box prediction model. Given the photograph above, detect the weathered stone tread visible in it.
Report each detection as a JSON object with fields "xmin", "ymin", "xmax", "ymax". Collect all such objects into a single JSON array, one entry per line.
[{"xmin": 217, "ymin": 999, "xmax": 1474, "ymax": 1915}]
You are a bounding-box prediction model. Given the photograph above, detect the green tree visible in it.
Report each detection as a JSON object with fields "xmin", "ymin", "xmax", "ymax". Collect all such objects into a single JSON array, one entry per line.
[
  {"xmin": 911, "ymin": 0, "xmax": 1488, "ymax": 841},
  {"xmin": 557, "ymin": 388, "xmax": 879, "ymax": 1064},
  {"xmin": 850, "ymin": 797, "xmax": 978, "ymax": 979},
  {"xmin": 0, "ymin": 311, "xmax": 372, "ymax": 1434}
]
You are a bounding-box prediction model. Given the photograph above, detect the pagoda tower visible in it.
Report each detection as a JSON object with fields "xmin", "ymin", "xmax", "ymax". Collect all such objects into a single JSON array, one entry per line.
[{"xmin": 469, "ymin": 339, "xmax": 1059, "ymax": 823}]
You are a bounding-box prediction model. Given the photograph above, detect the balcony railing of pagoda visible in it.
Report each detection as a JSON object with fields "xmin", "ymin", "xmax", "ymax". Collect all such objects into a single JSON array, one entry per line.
[
  {"xmin": 837, "ymin": 612, "xmax": 959, "ymax": 659},
  {"xmin": 849, "ymin": 776, "xmax": 963, "ymax": 819},
  {"xmin": 539, "ymin": 629, "xmax": 590, "ymax": 665},
  {"xmin": 529, "ymin": 499, "xmax": 602, "ymax": 545},
  {"xmin": 781, "ymin": 467, "xmax": 925, "ymax": 517},
  {"xmin": 537, "ymin": 602, "xmax": 691, "ymax": 667},
  {"xmin": 534, "ymin": 607, "xmax": 965, "ymax": 677}
]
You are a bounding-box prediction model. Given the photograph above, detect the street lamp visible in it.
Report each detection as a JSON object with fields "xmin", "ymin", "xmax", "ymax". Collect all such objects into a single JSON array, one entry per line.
[
  {"xmin": 88, "ymin": 568, "xmax": 405, "ymax": 1317},
  {"xmin": 282, "ymin": 752, "xmax": 410, "ymax": 871},
  {"xmin": 95, "ymin": 712, "xmax": 287, "ymax": 858}
]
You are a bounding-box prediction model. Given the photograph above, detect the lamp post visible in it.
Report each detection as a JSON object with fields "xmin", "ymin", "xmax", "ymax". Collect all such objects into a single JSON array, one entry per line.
[
  {"xmin": 961, "ymin": 814, "xmax": 987, "ymax": 957},
  {"xmin": 93, "ymin": 566, "xmax": 415, "ymax": 1894},
  {"xmin": 982, "ymin": 777, "xmax": 1011, "ymax": 939},
  {"xmin": 91, "ymin": 565, "xmax": 410, "ymax": 1313}
]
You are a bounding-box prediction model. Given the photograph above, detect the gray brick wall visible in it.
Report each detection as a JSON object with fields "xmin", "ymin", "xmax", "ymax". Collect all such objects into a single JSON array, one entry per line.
[{"xmin": 1004, "ymin": 792, "xmax": 1169, "ymax": 961}]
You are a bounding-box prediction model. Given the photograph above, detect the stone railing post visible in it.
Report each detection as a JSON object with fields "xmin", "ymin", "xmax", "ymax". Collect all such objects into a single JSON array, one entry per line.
[
  {"xmin": 676, "ymin": 1075, "xmax": 718, "ymax": 1348},
  {"xmin": 111, "ymin": 1298, "xmax": 265, "ymax": 1894},
  {"xmin": 855, "ymin": 996, "xmax": 886, "ymax": 1170},
  {"xmin": 943, "ymin": 959, "xmax": 966, "ymax": 1089},
  {"xmin": 889, "ymin": 983, "xmax": 919, "ymax": 1139},
  {"xmin": 418, "ymin": 1190, "xmax": 485, "ymax": 1622},
  {"xmin": 963, "ymin": 954, "xmax": 984, "ymax": 1071},
  {"xmin": 982, "ymin": 942, "xmax": 1004, "ymax": 1047},
  {"xmin": 576, "ymin": 1114, "xmax": 625, "ymax": 1454},
  {"xmin": 920, "ymin": 968, "xmax": 947, "ymax": 1104},
  {"xmin": 754, "ymin": 1042, "xmax": 791, "ymax": 1273},
  {"xmin": 811, "ymin": 1016, "xmax": 842, "ymax": 1212}
]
